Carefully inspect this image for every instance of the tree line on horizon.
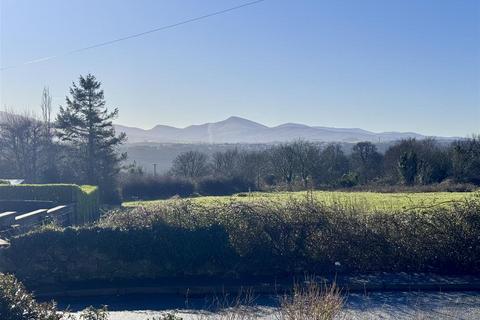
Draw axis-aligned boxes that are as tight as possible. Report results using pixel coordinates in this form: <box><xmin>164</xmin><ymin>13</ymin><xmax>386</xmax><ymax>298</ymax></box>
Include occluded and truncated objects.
<box><xmin>1</xmin><ymin>74</ymin><xmax>479</xmax><ymax>202</ymax></box>
<box><xmin>120</xmin><ymin>134</ymin><xmax>480</xmax><ymax>200</ymax></box>
<box><xmin>164</xmin><ymin>137</ymin><xmax>480</xmax><ymax>189</ymax></box>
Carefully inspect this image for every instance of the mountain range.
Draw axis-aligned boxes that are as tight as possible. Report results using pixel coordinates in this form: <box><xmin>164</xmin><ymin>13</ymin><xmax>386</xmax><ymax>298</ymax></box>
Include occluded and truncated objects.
<box><xmin>0</xmin><ymin>112</ymin><xmax>456</xmax><ymax>144</ymax></box>
<box><xmin>115</xmin><ymin>116</ymin><xmax>450</xmax><ymax>144</ymax></box>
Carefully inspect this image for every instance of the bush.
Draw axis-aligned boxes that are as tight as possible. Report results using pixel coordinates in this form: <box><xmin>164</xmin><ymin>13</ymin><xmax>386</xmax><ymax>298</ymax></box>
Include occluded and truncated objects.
<box><xmin>1</xmin><ymin>195</ymin><xmax>479</xmax><ymax>286</ymax></box>
<box><xmin>0</xmin><ymin>184</ymin><xmax>100</xmax><ymax>224</ymax></box>
<box><xmin>121</xmin><ymin>176</ymin><xmax>194</xmax><ymax>200</ymax></box>
<box><xmin>99</xmin><ymin>184</ymin><xmax>123</xmax><ymax>205</ymax></box>
<box><xmin>0</xmin><ymin>273</ymin><xmax>62</xmax><ymax>320</ymax></box>
<box><xmin>339</xmin><ymin>172</ymin><xmax>358</xmax><ymax>188</ymax></box>
<box><xmin>197</xmin><ymin>176</ymin><xmax>255</xmax><ymax>196</ymax></box>
<box><xmin>122</xmin><ymin>176</ymin><xmax>255</xmax><ymax>200</ymax></box>
<box><xmin>279</xmin><ymin>281</ymin><xmax>343</xmax><ymax>320</ymax></box>
<box><xmin>346</xmin><ymin>180</ymin><xmax>477</xmax><ymax>193</ymax></box>
<box><xmin>121</xmin><ymin>175</ymin><xmax>255</xmax><ymax>200</ymax></box>
<box><xmin>0</xmin><ymin>273</ymin><xmax>110</xmax><ymax>320</ymax></box>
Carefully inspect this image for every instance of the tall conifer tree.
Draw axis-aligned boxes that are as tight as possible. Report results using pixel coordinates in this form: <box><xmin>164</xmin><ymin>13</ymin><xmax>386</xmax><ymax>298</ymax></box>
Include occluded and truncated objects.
<box><xmin>56</xmin><ymin>74</ymin><xmax>126</xmax><ymax>200</ymax></box>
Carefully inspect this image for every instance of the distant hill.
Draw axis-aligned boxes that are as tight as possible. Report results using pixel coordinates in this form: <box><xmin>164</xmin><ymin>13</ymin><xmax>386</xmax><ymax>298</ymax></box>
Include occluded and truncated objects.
<box><xmin>115</xmin><ymin>116</ymin><xmax>453</xmax><ymax>144</ymax></box>
<box><xmin>0</xmin><ymin>112</ymin><xmax>457</xmax><ymax>143</ymax></box>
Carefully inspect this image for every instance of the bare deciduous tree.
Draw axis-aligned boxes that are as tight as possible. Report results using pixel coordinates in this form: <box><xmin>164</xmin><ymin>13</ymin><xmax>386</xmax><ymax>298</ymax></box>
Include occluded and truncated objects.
<box><xmin>292</xmin><ymin>140</ymin><xmax>320</xmax><ymax>188</ymax></box>
<box><xmin>238</xmin><ymin>150</ymin><xmax>269</xmax><ymax>189</ymax></box>
<box><xmin>270</xmin><ymin>144</ymin><xmax>298</xmax><ymax>189</ymax></box>
<box><xmin>212</xmin><ymin>149</ymin><xmax>239</xmax><ymax>177</ymax></box>
<box><xmin>40</xmin><ymin>87</ymin><xmax>59</xmax><ymax>181</ymax></box>
<box><xmin>315</xmin><ymin>144</ymin><xmax>349</xmax><ymax>186</ymax></box>
<box><xmin>41</xmin><ymin>87</ymin><xmax>52</xmax><ymax>137</ymax></box>
<box><xmin>0</xmin><ymin>110</ymin><xmax>44</xmax><ymax>182</ymax></box>
<box><xmin>171</xmin><ymin>151</ymin><xmax>210</xmax><ymax>180</ymax></box>
<box><xmin>351</xmin><ymin>141</ymin><xmax>383</xmax><ymax>184</ymax></box>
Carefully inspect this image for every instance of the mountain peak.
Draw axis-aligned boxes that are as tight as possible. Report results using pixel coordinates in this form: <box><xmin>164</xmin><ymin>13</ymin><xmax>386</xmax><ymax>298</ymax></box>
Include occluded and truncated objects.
<box><xmin>220</xmin><ymin>116</ymin><xmax>267</xmax><ymax>128</ymax></box>
<box><xmin>225</xmin><ymin>116</ymin><xmax>246</xmax><ymax>121</ymax></box>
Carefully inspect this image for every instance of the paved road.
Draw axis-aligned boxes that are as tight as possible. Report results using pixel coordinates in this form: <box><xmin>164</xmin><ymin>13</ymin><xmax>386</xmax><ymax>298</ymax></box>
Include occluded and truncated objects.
<box><xmin>64</xmin><ymin>291</ymin><xmax>480</xmax><ymax>320</ymax></box>
<box><xmin>343</xmin><ymin>291</ymin><xmax>480</xmax><ymax>319</ymax></box>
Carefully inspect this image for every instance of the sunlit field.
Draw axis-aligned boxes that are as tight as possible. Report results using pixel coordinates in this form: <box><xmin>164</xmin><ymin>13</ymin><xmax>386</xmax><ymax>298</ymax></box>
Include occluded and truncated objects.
<box><xmin>124</xmin><ymin>190</ymin><xmax>476</xmax><ymax>212</ymax></box>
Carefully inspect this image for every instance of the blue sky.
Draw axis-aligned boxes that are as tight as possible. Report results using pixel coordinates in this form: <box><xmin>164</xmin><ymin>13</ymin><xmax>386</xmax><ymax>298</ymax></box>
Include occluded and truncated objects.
<box><xmin>1</xmin><ymin>0</ymin><xmax>479</xmax><ymax>136</ymax></box>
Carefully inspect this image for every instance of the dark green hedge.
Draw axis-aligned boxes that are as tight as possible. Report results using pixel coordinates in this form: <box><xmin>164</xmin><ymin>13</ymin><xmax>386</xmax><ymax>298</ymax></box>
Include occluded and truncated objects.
<box><xmin>121</xmin><ymin>176</ymin><xmax>194</xmax><ymax>200</ymax></box>
<box><xmin>0</xmin><ymin>184</ymin><xmax>99</xmax><ymax>224</ymax></box>
<box><xmin>196</xmin><ymin>176</ymin><xmax>255</xmax><ymax>196</ymax></box>
<box><xmin>120</xmin><ymin>175</ymin><xmax>255</xmax><ymax>200</ymax></box>
<box><xmin>1</xmin><ymin>196</ymin><xmax>479</xmax><ymax>286</ymax></box>
<box><xmin>1</xmin><ymin>224</ymin><xmax>234</xmax><ymax>285</ymax></box>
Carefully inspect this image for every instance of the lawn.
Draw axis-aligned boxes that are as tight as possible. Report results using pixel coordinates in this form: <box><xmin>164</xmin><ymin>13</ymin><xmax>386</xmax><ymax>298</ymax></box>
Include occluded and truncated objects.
<box><xmin>123</xmin><ymin>190</ymin><xmax>475</xmax><ymax>212</ymax></box>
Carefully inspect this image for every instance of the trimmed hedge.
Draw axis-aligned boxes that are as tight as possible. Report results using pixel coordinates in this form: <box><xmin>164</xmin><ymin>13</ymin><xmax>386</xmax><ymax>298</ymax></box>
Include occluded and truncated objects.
<box><xmin>121</xmin><ymin>176</ymin><xmax>194</xmax><ymax>200</ymax></box>
<box><xmin>0</xmin><ymin>184</ymin><xmax>100</xmax><ymax>224</ymax></box>
<box><xmin>120</xmin><ymin>175</ymin><xmax>255</xmax><ymax>200</ymax></box>
<box><xmin>197</xmin><ymin>176</ymin><xmax>255</xmax><ymax>196</ymax></box>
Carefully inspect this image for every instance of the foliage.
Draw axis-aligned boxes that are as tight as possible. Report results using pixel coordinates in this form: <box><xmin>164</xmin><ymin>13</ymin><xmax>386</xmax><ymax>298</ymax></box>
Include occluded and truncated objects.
<box><xmin>451</xmin><ymin>135</ymin><xmax>480</xmax><ymax>184</ymax></box>
<box><xmin>3</xmin><ymin>93</ymin><xmax>479</xmax><ymax>201</ymax></box>
<box><xmin>2</xmin><ymin>194</ymin><xmax>479</xmax><ymax>286</ymax></box>
<box><xmin>346</xmin><ymin>180</ymin><xmax>476</xmax><ymax>193</ymax></box>
<box><xmin>0</xmin><ymin>184</ymin><xmax>99</xmax><ymax>224</ymax></box>
<box><xmin>211</xmin><ymin>148</ymin><xmax>241</xmax><ymax>178</ymax></box>
<box><xmin>339</xmin><ymin>172</ymin><xmax>358</xmax><ymax>188</ymax></box>
<box><xmin>398</xmin><ymin>151</ymin><xmax>418</xmax><ymax>185</ymax></box>
<box><xmin>384</xmin><ymin>138</ymin><xmax>451</xmax><ymax>185</ymax></box>
<box><xmin>291</xmin><ymin>140</ymin><xmax>320</xmax><ymax>187</ymax></box>
<box><xmin>416</xmin><ymin>140</ymin><xmax>451</xmax><ymax>184</ymax></box>
<box><xmin>0</xmin><ymin>273</ymin><xmax>110</xmax><ymax>320</ymax></box>
<box><xmin>350</xmin><ymin>142</ymin><xmax>383</xmax><ymax>184</ymax></box>
<box><xmin>269</xmin><ymin>143</ymin><xmax>299</xmax><ymax>188</ymax></box>
<box><xmin>125</xmin><ymin>190</ymin><xmax>473</xmax><ymax>212</ymax></box>
<box><xmin>56</xmin><ymin>74</ymin><xmax>126</xmax><ymax>203</ymax></box>
<box><xmin>314</xmin><ymin>144</ymin><xmax>349</xmax><ymax>187</ymax></box>
<box><xmin>0</xmin><ymin>111</ymin><xmax>45</xmax><ymax>183</ymax></box>
<box><xmin>0</xmin><ymin>76</ymin><xmax>127</xmax><ymax>202</ymax></box>
<box><xmin>0</xmin><ymin>267</ymin><xmax>341</xmax><ymax>320</ymax></box>
<box><xmin>2</xmin><ymin>211</ymin><xmax>236</xmax><ymax>284</ymax></box>
<box><xmin>78</xmin><ymin>306</ymin><xmax>108</xmax><ymax>320</ymax></box>
<box><xmin>279</xmin><ymin>281</ymin><xmax>343</xmax><ymax>320</ymax></box>
<box><xmin>164</xmin><ymin>137</ymin><xmax>479</xmax><ymax>195</ymax></box>
<box><xmin>0</xmin><ymin>273</ymin><xmax>62</xmax><ymax>320</ymax></box>
<box><xmin>121</xmin><ymin>174</ymin><xmax>254</xmax><ymax>200</ymax></box>
<box><xmin>196</xmin><ymin>176</ymin><xmax>255</xmax><ymax>196</ymax></box>
<box><xmin>148</xmin><ymin>314</ymin><xmax>184</xmax><ymax>320</ymax></box>
<box><xmin>170</xmin><ymin>151</ymin><xmax>210</xmax><ymax>180</ymax></box>
<box><xmin>121</xmin><ymin>175</ymin><xmax>194</xmax><ymax>200</ymax></box>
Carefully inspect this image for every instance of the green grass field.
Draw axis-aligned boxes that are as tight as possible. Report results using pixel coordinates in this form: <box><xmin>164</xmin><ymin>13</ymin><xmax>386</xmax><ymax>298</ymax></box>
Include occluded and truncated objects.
<box><xmin>124</xmin><ymin>190</ymin><xmax>476</xmax><ymax>212</ymax></box>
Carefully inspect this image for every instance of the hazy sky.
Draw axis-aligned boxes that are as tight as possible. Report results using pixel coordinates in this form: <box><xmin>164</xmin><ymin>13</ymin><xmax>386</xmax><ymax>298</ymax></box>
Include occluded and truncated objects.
<box><xmin>1</xmin><ymin>0</ymin><xmax>479</xmax><ymax>136</ymax></box>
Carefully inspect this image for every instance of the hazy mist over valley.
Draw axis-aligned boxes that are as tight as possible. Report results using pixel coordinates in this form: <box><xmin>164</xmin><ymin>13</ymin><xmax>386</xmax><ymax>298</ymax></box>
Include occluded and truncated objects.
<box><xmin>115</xmin><ymin>115</ymin><xmax>459</xmax><ymax>173</ymax></box>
